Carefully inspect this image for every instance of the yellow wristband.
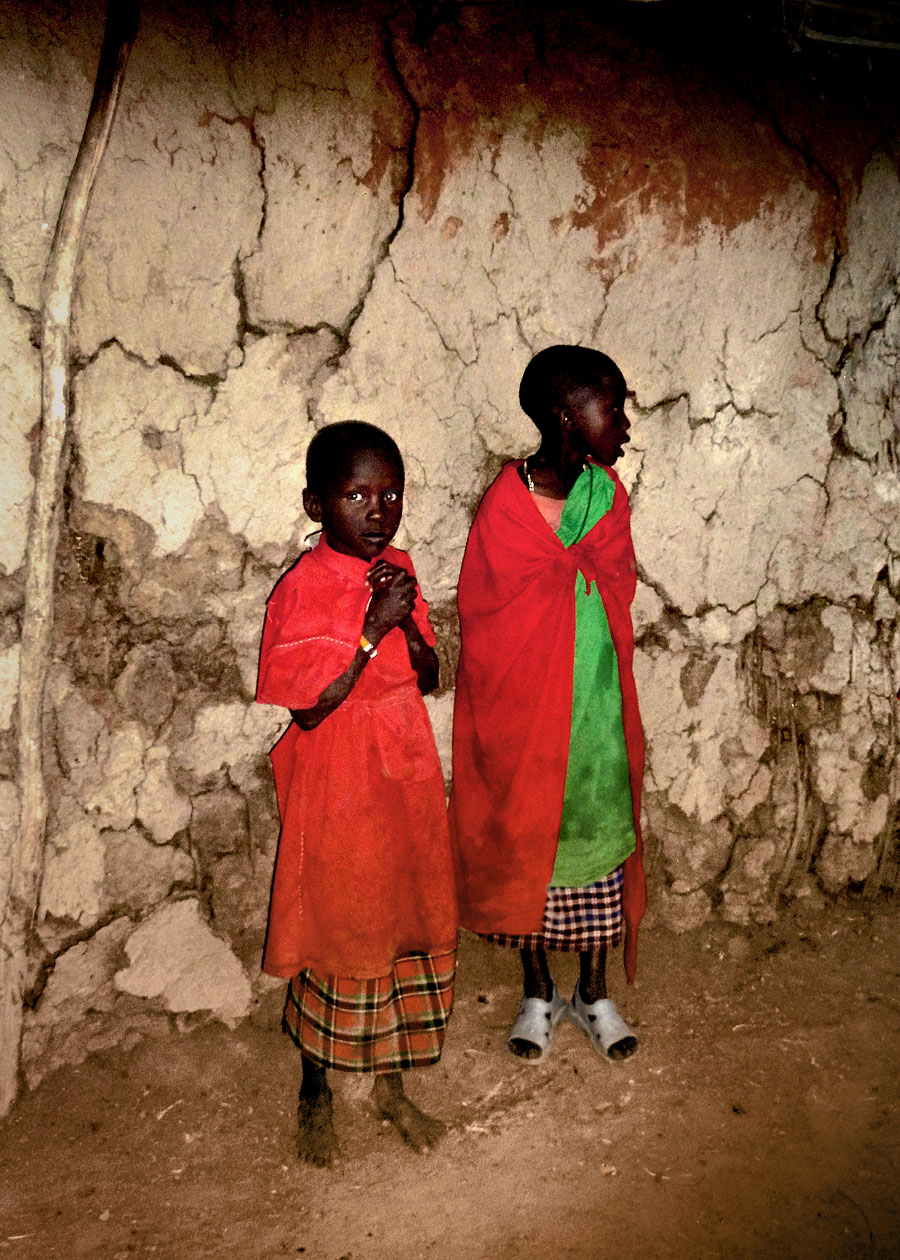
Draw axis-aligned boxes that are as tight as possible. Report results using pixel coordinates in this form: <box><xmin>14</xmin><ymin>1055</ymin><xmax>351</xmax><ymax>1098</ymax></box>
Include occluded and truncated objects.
<box><xmin>359</xmin><ymin>634</ymin><xmax>378</xmax><ymax>658</ymax></box>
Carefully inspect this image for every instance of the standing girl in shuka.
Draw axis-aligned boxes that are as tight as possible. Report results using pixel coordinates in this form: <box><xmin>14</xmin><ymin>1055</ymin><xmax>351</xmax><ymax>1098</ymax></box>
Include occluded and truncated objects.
<box><xmin>257</xmin><ymin>421</ymin><xmax>458</xmax><ymax>1165</ymax></box>
<box><xmin>450</xmin><ymin>345</ymin><xmax>646</xmax><ymax>1063</ymax></box>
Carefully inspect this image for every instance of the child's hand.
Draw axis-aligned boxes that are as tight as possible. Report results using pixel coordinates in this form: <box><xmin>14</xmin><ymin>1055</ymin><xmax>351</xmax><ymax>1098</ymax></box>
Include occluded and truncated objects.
<box><xmin>366</xmin><ymin>560</ymin><xmax>405</xmax><ymax>592</ymax></box>
<box><xmin>364</xmin><ymin>564</ymin><xmax>417</xmax><ymax>641</ymax></box>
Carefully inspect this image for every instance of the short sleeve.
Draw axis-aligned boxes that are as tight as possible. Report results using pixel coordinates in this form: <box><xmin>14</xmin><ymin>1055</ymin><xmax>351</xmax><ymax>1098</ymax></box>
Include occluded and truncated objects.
<box><xmin>256</xmin><ymin>577</ymin><xmax>358</xmax><ymax>710</ymax></box>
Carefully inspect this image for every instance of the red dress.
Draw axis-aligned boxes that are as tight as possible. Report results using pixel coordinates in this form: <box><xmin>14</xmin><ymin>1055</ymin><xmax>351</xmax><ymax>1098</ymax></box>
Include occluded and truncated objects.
<box><xmin>256</xmin><ymin>538</ymin><xmax>458</xmax><ymax>982</ymax></box>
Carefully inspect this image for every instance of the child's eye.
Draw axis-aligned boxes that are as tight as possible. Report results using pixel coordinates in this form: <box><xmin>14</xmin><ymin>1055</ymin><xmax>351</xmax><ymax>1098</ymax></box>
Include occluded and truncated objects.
<box><xmin>384</xmin><ymin>491</ymin><xmax>399</xmax><ymax>503</ymax></box>
<box><xmin>346</xmin><ymin>491</ymin><xmax>363</xmax><ymax>501</ymax></box>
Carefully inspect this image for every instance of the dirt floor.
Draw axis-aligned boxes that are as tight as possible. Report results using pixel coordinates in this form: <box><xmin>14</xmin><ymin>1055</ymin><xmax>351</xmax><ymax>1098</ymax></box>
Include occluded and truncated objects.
<box><xmin>2</xmin><ymin>894</ymin><xmax>899</xmax><ymax>1260</ymax></box>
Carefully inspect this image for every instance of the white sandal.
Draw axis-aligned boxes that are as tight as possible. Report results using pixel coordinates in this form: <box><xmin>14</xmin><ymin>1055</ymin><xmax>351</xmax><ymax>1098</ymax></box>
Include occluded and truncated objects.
<box><xmin>507</xmin><ymin>986</ymin><xmax>569</xmax><ymax>1061</ymax></box>
<box><xmin>569</xmin><ymin>985</ymin><xmax>638</xmax><ymax>1059</ymax></box>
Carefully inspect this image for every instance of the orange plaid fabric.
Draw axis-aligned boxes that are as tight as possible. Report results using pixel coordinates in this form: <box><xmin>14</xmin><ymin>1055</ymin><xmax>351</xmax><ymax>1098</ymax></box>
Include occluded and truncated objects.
<box><xmin>283</xmin><ymin>950</ymin><xmax>457</xmax><ymax>1073</ymax></box>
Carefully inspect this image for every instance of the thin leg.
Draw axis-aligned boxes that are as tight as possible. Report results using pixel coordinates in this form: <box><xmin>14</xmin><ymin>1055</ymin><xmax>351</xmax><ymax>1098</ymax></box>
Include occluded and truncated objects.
<box><xmin>296</xmin><ymin>1052</ymin><xmax>338</xmax><ymax>1166</ymax></box>
<box><xmin>578</xmin><ymin>945</ymin><xmax>608</xmax><ymax>1003</ymax></box>
<box><xmin>521</xmin><ymin>945</ymin><xmax>554</xmax><ymax>1001</ymax></box>
<box><xmin>373</xmin><ymin>1071</ymin><xmax>445</xmax><ymax>1152</ymax></box>
<box><xmin>509</xmin><ymin>945</ymin><xmax>555</xmax><ymax>1060</ymax></box>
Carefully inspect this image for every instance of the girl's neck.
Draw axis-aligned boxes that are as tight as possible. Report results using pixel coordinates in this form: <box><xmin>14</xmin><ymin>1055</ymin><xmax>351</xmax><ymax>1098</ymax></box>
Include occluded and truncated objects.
<box><xmin>524</xmin><ymin>441</ymin><xmax>584</xmax><ymax>498</ymax></box>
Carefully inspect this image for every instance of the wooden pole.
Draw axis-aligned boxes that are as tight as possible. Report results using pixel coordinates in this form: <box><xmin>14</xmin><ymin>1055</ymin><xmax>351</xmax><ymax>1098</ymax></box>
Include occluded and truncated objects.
<box><xmin>0</xmin><ymin>0</ymin><xmax>139</xmax><ymax>1118</ymax></box>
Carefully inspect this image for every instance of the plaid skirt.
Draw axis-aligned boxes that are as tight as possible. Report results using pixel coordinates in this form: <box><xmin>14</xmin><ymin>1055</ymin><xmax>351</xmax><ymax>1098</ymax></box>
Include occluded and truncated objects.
<box><xmin>481</xmin><ymin>867</ymin><xmax>624</xmax><ymax>951</ymax></box>
<box><xmin>283</xmin><ymin>949</ymin><xmax>456</xmax><ymax>1073</ymax></box>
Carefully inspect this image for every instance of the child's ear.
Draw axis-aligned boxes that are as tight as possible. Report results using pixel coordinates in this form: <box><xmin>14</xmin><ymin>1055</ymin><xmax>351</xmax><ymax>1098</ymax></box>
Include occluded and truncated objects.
<box><xmin>302</xmin><ymin>488</ymin><xmax>322</xmax><ymax>522</ymax></box>
<box><xmin>554</xmin><ymin>404</ymin><xmax>574</xmax><ymax>430</ymax></box>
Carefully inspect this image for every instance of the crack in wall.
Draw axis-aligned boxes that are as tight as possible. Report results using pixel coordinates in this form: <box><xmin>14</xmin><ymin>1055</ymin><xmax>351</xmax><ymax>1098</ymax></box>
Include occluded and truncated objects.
<box><xmin>322</xmin><ymin>12</ymin><xmax>422</xmax><ymax>357</ymax></box>
<box><xmin>221</xmin><ymin>44</ymin><xmax>421</xmax><ymax>384</ymax></box>
<box><xmin>393</xmin><ymin>262</ymin><xmax>477</xmax><ymax>367</ymax></box>
<box><xmin>71</xmin><ymin>335</ymin><xmax>221</xmax><ymax>395</ymax></box>
<box><xmin>0</xmin><ymin>262</ymin><xmax>40</xmax><ymax>346</ymax></box>
<box><xmin>22</xmin><ymin>907</ymin><xmax>137</xmax><ymax>1009</ymax></box>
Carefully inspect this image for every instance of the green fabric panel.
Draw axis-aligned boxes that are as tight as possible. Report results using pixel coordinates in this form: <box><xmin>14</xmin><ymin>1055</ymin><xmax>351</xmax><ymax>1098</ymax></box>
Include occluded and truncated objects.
<box><xmin>550</xmin><ymin>466</ymin><xmax>637</xmax><ymax>887</ymax></box>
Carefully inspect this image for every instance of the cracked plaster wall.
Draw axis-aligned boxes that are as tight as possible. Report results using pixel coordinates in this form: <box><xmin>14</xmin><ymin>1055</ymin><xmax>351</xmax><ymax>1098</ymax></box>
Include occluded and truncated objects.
<box><xmin>1</xmin><ymin>0</ymin><xmax>898</xmax><ymax>1088</ymax></box>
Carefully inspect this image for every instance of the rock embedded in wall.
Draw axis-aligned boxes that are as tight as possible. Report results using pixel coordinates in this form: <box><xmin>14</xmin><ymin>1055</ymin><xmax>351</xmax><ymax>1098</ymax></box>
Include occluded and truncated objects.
<box><xmin>650</xmin><ymin>800</ymin><xmax>734</xmax><ymax>892</ymax></box>
<box><xmin>208</xmin><ymin>562</ymin><xmax>281</xmax><ymax>697</ymax></box>
<box><xmin>116</xmin><ymin>516</ymin><xmax>247</xmax><ymax>626</ymax></box>
<box><xmin>113</xmin><ymin>898</ymin><xmax>252</xmax><ymax>1025</ymax></box>
<box><xmin>173</xmin><ymin>701</ymin><xmax>284</xmax><ymax>795</ymax></box>
<box><xmin>21</xmin><ymin>918</ymin><xmax>135</xmax><ymax>1089</ymax></box>
<box><xmin>189</xmin><ymin>786</ymin><xmax>248</xmax><ymax>862</ymax></box>
<box><xmin>103</xmin><ymin>825</ymin><xmax>194</xmax><ymax>912</ymax></box>
<box><xmin>136</xmin><ymin>745</ymin><xmax>191</xmax><ymax>843</ymax></box>
<box><xmin>636</xmin><ymin>644</ymin><xmax>769</xmax><ymax>829</ymax></box>
<box><xmin>69</xmin><ymin>720</ymin><xmax>146</xmax><ymax>833</ymax></box>
<box><xmin>115</xmin><ymin>643</ymin><xmax>178</xmax><ymax>732</ymax></box>
<box><xmin>74</xmin><ymin>347</ymin><xmax>208</xmax><ymax>557</ymax></box>
<box><xmin>38</xmin><ymin>794</ymin><xmax>106</xmax><ymax>932</ymax></box>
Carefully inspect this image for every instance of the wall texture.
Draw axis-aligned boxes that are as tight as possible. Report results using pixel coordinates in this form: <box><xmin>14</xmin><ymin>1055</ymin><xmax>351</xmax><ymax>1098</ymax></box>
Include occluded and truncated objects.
<box><xmin>1</xmin><ymin>0</ymin><xmax>898</xmax><ymax>1088</ymax></box>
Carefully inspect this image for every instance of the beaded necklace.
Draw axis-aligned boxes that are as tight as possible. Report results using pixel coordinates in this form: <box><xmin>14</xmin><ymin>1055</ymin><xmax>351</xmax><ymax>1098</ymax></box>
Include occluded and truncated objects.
<box><xmin>523</xmin><ymin>457</ymin><xmax>588</xmax><ymax>496</ymax></box>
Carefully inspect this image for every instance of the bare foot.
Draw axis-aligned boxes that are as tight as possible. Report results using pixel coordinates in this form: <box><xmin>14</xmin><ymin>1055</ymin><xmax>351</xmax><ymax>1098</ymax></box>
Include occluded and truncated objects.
<box><xmin>372</xmin><ymin>1074</ymin><xmax>445</xmax><ymax>1152</ymax></box>
<box><xmin>297</xmin><ymin>1088</ymin><xmax>338</xmax><ymax>1167</ymax></box>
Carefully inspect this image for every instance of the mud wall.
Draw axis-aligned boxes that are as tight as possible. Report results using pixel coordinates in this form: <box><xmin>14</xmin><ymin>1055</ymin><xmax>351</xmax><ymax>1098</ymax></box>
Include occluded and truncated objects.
<box><xmin>1</xmin><ymin>0</ymin><xmax>898</xmax><ymax>1087</ymax></box>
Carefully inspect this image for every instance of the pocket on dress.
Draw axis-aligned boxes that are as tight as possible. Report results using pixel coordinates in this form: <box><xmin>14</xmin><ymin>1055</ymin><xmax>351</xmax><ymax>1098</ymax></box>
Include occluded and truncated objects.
<box><xmin>373</xmin><ymin>693</ymin><xmax>440</xmax><ymax>782</ymax></box>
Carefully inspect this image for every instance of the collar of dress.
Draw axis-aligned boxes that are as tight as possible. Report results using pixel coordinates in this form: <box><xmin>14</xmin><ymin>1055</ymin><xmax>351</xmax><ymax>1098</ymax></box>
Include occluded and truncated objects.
<box><xmin>313</xmin><ymin>535</ymin><xmax>378</xmax><ymax>586</ymax></box>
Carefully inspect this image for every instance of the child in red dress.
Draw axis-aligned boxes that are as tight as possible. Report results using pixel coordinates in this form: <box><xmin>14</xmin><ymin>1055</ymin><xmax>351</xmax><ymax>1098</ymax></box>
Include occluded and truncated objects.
<box><xmin>257</xmin><ymin>421</ymin><xmax>458</xmax><ymax>1165</ymax></box>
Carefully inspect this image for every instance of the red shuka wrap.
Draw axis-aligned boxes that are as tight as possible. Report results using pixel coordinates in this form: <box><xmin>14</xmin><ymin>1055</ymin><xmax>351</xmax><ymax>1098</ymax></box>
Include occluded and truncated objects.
<box><xmin>257</xmin><ymin>539</ymin><xmax>459</xmax><ymax>980</ymax></box>
<box><xmin>449</xmin><ymin>462</ymin><xmax>647</xmax><ymax>982</ymax></box>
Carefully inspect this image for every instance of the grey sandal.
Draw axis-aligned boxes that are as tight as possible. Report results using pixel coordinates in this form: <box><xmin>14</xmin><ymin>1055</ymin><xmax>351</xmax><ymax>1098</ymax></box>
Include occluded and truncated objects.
<box><xmin>569</xmin><ymin>984</ymin><xmax>638</xmax><ymax>1059</ymax></box>
<box><xmin>507</xmin><ymin>986</ymin><xmax>569</xmax><ymax>1061</ymax></box>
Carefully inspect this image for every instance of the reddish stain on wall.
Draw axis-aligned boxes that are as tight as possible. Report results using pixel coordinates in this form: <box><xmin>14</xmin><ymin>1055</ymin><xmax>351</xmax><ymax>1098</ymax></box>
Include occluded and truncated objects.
<box><xmin>396</xmin><ymin>15</ymin><xmax>871</xmax><ymax>265</ymax></box>
<box><xmin>359</xmin><ymin>57</ymin><xmax>416</xmax><ymax>198</ymax></box>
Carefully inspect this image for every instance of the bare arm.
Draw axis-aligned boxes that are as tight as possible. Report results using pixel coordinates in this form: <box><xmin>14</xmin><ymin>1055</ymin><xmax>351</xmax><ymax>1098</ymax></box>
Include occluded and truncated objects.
<box><xmin>401</xmin><ymin>614</ymin><xmax>439</xmax><ymax>695</ymax></box>
<box><xmin>289</xmin><ymin>645</ymin><xmax>372</xmax><ymax>730</ymax></box>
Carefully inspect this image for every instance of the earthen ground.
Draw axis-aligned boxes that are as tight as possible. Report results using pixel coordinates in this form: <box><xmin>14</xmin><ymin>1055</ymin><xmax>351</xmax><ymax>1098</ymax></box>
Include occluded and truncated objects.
<box><xmin>2</xmin><ymin>895</ymin><xmax>899</xmax><ymax>1260</ymax></box>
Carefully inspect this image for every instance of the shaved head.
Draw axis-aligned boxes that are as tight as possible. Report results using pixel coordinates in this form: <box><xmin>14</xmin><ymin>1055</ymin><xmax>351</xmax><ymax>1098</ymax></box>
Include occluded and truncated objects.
<box><xmin>306</xmin><ymin>421</ymin><xmax>403</xmax><ymax>493</ymax></box>
<box><xmin>519</xmin><ymin>345</ymin><xmax>625</xmax><ymax>433</ymax></box>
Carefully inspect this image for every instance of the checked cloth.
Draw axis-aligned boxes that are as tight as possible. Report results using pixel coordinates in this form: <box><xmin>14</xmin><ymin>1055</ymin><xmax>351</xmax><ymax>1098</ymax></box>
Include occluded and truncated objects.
<box><xmin>481</xmin><ymin>866</ymin><xmax>623</xmax><ymax>951</ymax></box>
<box><xmin>283</xmin><ymin>949</ymin><xmax>456</xmax><ymax>1073</ymax></box>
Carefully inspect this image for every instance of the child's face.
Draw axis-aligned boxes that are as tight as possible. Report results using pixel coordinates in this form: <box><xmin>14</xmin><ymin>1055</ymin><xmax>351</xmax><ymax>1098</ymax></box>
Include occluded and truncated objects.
<box><xmin>303</xmin><ymin>448</ymin><xmax>404</xmax><ymax>560</ymax></box>
<box><xmin>565</xmin><ymin>379</ymin><xmax>630</xmax><ymax>467</ymax></box>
